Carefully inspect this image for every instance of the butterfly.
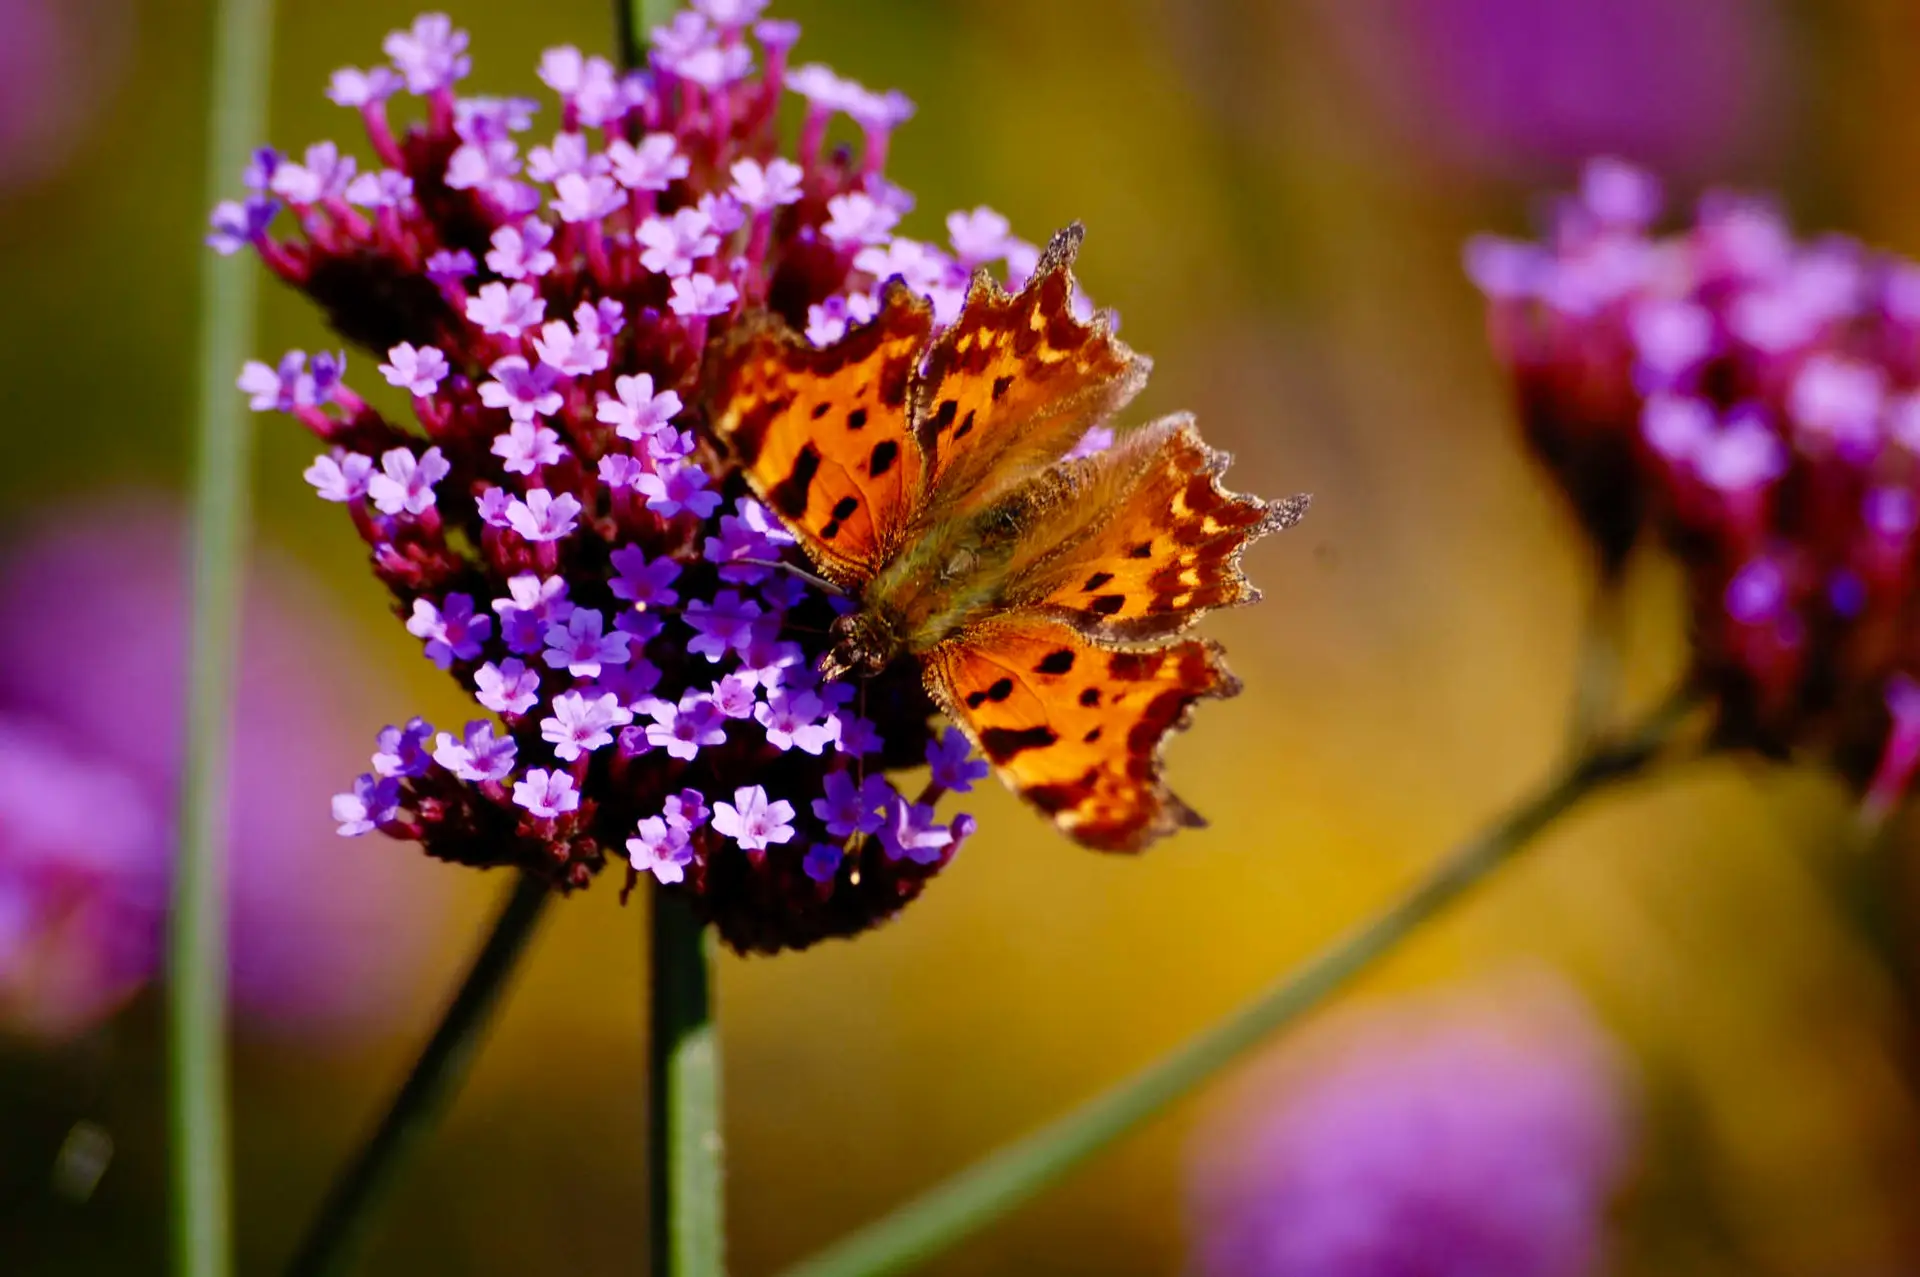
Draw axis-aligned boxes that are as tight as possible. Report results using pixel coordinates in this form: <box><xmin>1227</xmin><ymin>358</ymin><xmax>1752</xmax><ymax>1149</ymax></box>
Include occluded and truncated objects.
<box><xmin>707</xmin><ymin>224</ymin><xmax>1308</xmax><ymax>851</ymax></box>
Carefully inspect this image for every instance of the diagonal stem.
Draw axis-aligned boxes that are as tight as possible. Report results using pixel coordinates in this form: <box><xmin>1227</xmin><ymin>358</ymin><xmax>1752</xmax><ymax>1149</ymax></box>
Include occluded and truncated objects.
<box><xmin>649</xmin><ymin>889</ymin><xmax>725</xmax><ymax>1277</ymax></box>
<box><xmin>171</xmin><ymin>1</ymin><xmax>277</xmax><ymax>1274</ymax></box>
<box><xmin>285</xmin><ymin>872</ymin><xmax>551</xmax><ymax>1277</ymax></box>
<box><xmin>776</xmin><ymin>690</ymin><xmax>1697</xmax><ymax>1277</ymax></box>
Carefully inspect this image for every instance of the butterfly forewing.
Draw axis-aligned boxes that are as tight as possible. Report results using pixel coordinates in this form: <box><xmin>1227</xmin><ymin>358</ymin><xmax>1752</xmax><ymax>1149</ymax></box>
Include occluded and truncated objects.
<box><xmin>707</xmin><ymin>285</ymin><xmax>933</xmax><ymax>586</ymax></box>
<box><xmin>913</xmin><ymin>226</ymin><xmax>1148</xmax><ymax>521</ymax></box>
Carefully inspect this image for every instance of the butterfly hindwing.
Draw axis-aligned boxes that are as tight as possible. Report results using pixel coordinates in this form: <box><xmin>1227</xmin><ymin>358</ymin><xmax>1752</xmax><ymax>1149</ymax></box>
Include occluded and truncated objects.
<box><xmin>913</xmin><ymin>225</ymin><xmax>1148</xmax><ymax>519</ymax></box>
<box><xmin>923</xmin><ymin>615</ymin><xmax>1239</xmax><ymax>852</ymax></box>
<box><xmin>707</xmin><ymin>283</ymin><xmax>934</xmax><ymax>586</ymax></box>
<box><xmin>1006</xmin><ymin>416</ymin><xmax>1307</xmax><ymax>643</ymax></box>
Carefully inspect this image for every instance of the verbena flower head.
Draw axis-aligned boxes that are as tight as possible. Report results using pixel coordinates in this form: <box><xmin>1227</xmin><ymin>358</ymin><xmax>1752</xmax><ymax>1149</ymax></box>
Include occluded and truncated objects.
<box><xmin>207</xmin><ymin>5</ymin><xmax>1050</xmax><ymax>951</ymax></box>
<box><xmin>1469</xmin><ymin>158</ymin><xmax>1920</xmax><ymax>805</ymax></box>
<box><xmin>1186</xmin><ymin>982</ymin><xmax>1633</xmax><ymax>1277</ymax></box>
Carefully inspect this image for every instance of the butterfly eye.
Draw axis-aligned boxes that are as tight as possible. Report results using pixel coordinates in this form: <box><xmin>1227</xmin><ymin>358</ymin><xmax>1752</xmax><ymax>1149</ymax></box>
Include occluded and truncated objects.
<box><xmin>940</xmin><ymin>548</ymin><xmax>978</xmax><ymax>581</ymax></box>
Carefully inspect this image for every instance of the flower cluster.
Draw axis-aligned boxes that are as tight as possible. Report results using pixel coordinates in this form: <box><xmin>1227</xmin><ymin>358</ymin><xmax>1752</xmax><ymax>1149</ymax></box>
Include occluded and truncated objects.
<box><xmin>1470</xmin><ymin>158</ymin><xmax>1920</xmax><ymax>807</ymax></box>
<box><xmin>207</xmin><ymin>4</ymin><xmax>1035</xmax><ymax>950</ymax></box>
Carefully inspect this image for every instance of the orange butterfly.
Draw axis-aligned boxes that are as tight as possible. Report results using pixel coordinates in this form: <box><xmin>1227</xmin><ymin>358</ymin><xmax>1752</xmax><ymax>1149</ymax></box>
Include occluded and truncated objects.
<box><xmin>707</xmin><ymin>225</ymin><xmax>1308</xmax><ymax>851</ymax></box>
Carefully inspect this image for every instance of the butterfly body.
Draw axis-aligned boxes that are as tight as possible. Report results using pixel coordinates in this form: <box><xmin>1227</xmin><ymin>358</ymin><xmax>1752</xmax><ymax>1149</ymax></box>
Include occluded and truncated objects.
<box><xmin>710</xmin><ymin>225</ymin><xmax>1307</xmax><ymax>851</ymax></box>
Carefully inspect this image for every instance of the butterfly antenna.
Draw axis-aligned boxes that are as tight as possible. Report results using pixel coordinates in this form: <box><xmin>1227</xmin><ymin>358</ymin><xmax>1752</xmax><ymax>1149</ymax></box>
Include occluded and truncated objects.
<box><xmin>736</xmin><ymin>557</ymin><xmax>846</xmax><ymax>597</ymax></box>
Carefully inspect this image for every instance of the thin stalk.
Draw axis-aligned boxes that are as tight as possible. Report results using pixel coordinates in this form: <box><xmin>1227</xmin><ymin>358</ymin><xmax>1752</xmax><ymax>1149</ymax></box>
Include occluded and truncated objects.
<box><xmin>778</xmin><ymin>691</ymin><xmax>1696</xmax><ymax>1277</ymax></box>
<box><xmin>285</xmin><ymin>872</ymin><xmax>552</xmax><ymax>1277</ymax></box>
<box><xmin>618</xmin><ymin>0</ymin><xmax>676</xmax><ymax>69</ymax></box>
<box><xmin>171</xmin><ymin>1</ymin><xmax>276</xmax><ymax>1274</ymax></box>
<box><xmin>1565</xmin><ymin>583</ymin><xmax>1624</xmax><ymax>758</ymax></box>
<box><xmin>649</xmin><ymin>889</ymin><xmax>725</xmax><ymax>1277</ymax></box>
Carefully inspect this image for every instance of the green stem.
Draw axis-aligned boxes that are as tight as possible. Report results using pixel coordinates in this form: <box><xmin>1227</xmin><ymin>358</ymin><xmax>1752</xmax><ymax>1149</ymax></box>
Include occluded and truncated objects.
<box><xmin>777</xmin><ymin>692</ymin><xmax>1696</xmax><ymax>1277</ymax></box>
<box><xmin>617</xmin><ymin>0</ymin><xmax>675</xmax><ymax>68</ymax></box>
<box><xmin>285</xmin><ymin>872</ymin><xmax>551</xmax><ymax>1277</ymax></box>
<box><xmin>170</xmin><ymin>2</ymin><xmax>276</xmax><ymax>1274</ymax></box>
<box><xmin>650</xmin><ymin>889</ymin><xmax>725</xmax><ymax>1277</ymax></box>
<box><xmin>1565</xmin><ymin>584</ymin><xmax>1623</xmax><ymax>758</ymax></box>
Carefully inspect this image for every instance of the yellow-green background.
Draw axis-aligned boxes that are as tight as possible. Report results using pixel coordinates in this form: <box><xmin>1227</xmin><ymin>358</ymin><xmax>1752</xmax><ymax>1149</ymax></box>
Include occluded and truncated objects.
<box><xmin>8</xmin><ymin>0</ymin><xmax>1920</xmax><ymax>1272</ymax></box>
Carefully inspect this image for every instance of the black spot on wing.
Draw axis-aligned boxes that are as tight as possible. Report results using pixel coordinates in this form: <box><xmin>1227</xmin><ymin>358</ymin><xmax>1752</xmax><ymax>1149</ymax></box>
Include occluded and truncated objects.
<box><xmin>1090</xmin><ymin>594</ymin><xmax>1125</xmax><ymax>616</ymax></box>
<box><xmin>992</xmin><ymin>375</ymin><xmax>1013</xmax><ymax>401</ymax></box>
<box><xmin>1083</xmin><ymin>571</ymin><xmax>1113</xmax><ymax>591</ymax></box>
<box><xmin>869</xmin><ymin>439</ymin><xmax>899</xmax><ymax>477</ymax></box>
<box><xmin>953</xmin><ymin>409</ymin><xmax>975</xmax><ymax>441</ymax></box>
<box><xmin>1079</xmin><ymin>687</ymin><xmax>1100</xmax><ymax>706</ymax></box>
<box><xmin>981</xmin><ymin>725</ymin><xmax>1059</xmax><ymax>763</ymax></box>
<box><xmin>810</xmin><ymin>401</ymin><xmax>831</xmax><ymax>419</ymax></box>
<box><xmin>770</xmin><ymin>443</ymin><xmax>821</xmax><ymax>518</ymax></box>
<box><xmin>985</xmin><ymin>677</ymin><xmax>1014</xmax><ymax>702</ymax></box>
<box><xmin>1128</xmin><ymin>542</ymin><xmax>1154</xmax><ymax>559</ymax></box>
<box><xmin>831</xmin><ymin>496</ymin><xmax>859</xmax><ymax>521</ymax></box>
<box><xmin>847</xmin><ymin>407</ymin><xmax>868</xmax><ymax>431</ymax></box>
<box><xmin>929</xmin><ymin>398</ymin><xmax>958</xmax><ymax>432</ymax></box>
<box><xmin>1036</xmin><ymin>649</ymin><xmax>1076</xmax><ymax>675</ymax></box>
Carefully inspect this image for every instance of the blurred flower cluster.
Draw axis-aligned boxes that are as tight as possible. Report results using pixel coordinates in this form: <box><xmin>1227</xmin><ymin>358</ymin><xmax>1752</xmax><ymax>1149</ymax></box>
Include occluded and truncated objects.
<box><xmin>0</xmin><ymin>505</ymin><xmax>447</xmax><ymax>1043</ymax></box>
<box><xmin>201</xmin><ymin>3</ymin><xmax>1068</xmax><ymax>951</ymax></box>
<box><xmin>1187</xmin><ymin>981</ymin><xmax>1633</xmax><ymax>1277</ymax></box>
<box><xmin>1470</xmin><ymin>159</ymin><xmax>1920</xmax><ymax>807</ymax></box>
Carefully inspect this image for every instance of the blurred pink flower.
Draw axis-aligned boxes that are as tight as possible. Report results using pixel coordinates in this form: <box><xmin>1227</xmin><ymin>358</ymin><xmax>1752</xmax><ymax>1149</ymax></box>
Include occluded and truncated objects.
<box><xmin>0</xmin><ymin>0</ymin><xmax>131</xmax><ymax>189</ymax></box>
<box><xmin>1187</xmin><ymin>980</ymin><xmax>1633</xmax><ymax>1277</ymax></box>
<box><xmin>0</xmin><ymin>500</ymin><xmax>451</xmax><ymax>1042</ymax></box>
<box><xmin>1315</xmin><ymin>0</ymin><xmax>1783</xmax><ymax>175</ymax></box>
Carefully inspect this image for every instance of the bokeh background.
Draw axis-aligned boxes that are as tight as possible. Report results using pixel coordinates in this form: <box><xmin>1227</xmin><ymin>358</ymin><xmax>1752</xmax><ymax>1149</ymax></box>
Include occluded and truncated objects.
<box><xmin>8</xmin><ymin>0</ymin><xmax>1920</xmax><ymax>1272</ymax></box>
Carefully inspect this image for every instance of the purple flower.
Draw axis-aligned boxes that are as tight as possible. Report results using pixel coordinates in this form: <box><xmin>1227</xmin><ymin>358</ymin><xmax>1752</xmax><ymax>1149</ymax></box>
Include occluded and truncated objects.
<box><xmin>541</xmin><ymin>690</ymin><xmax>634</xmax><ymax>760</ymax></box>
<box><xmin>628</xmin><ymin>816</ymin><xmax>695</xmax><ymax>884</ymax></box>
<box><xmin>326</xmin><ymin>64</ymin><xmax>402</xmax><ymax>108</ymax></box>
<box><xmin>802</xmin><ymin>843</ymin><xmax>843</xmax><ymax>883</ymax></box>
<box><xmin>542</xmin><ymin>608</ymin><xmax>631</xmax><ymax>677</ymax></box>
<box><xmin>480</xmin><ymin>356</ymin><xmax>565</xmax><ymax>422</ymax></box>
<box><xmin>823</xmin><ymin>192</ymin><xmax>898</xmax><ymax>247</ymax></box>
<box><xmin>207</xmin><ymin>197</ymin><xmax>278</xmax><ymax>255</ymax></box>
<box><xmin>303</xmin><ymin>450</ymin><xmax>374</xmax><ymax>503</ymax></box>
<box><xmin>270</xmin><ymin>141</ymin><xmax>357</xmax><ymax>204</ymax></box>
<box><xmin>832</xmin><ymin>713</ymin><xmax>883</xmax><ymax>757</ymax></box>
<box><xmin>383</xmin><ymin>13</ymin><xmax>472</xmax><ymax>94</ymax></box>
<box><xmin>379</xmin><ymin>342</ymin><xmax>449</xmax><ymax>395</ymax></box>
<box><xmin>637</xmin><ymin>462</ymin><xmax>721</xmax><ymax>519</ymax></box>
<box><xmin>425</xmin><ymin>248</ymin><xmax>476</xmax><ymax>286</ymax></box>
<box><xmin>710</xmin><ymin>673</ymin><xmax>759</xmax><ymax>719</ymax></box>
<box><xmin>805</xmin><ymin>292</ymin><xmax>879</xmax><ymax>345</ymax></box>
<box><xmin>1185</xmin><ymin>983</ymin><xmax>1632</xmax><ymax>1277</ymax></box>
<box><xmin>333</xmin><ymin>772</ymin><xmax>401</xmax><ymax>837</ymax></box>
<box><xmin>947</xmin><ymin>205</ymin><xmax>1012</xmax><ymax>267</ymax></box>
<box><xmin>491</xmin><ymin>420</ymin><xmax>567</xmax><ymax>474</ymax></box>
<box><xmin>466</xmin><ymin>281</ymin><xmax>547</xmax><ymax>337</ymax></box>
<box><xmin>685</xmin><ymin>590</ymin><xmax>762</xmax><ymax>661</ymax></box>
<box><xmin>476</xmin><ymin>486</ymin><xmax>514</xmax><ymax>528</ymax></box>
<box><xmin>493</xmin><ymin>573</ymin><xmax>575</xmax><ymax>655</ymax></box>
<box><xmin>372</xmin><ymin>717</ymin><xmax>434</xmax><ymax>778</ymax></box>
<box><xmin>475</xmin><ymin>658</ymin><xmax>542</xmax><ymax>715</ymax></box>
<box><xmin>704</xmin><ymin>497</ymin><xmax>796</xmax><ymax>583</ymax></box>
<box><xmin>345</xmin><ymin>169</ymin><xmax>413</xmax><ymax>209</ymax></box>
<box><xmin>238</xmin><ymin>350</ymin><xmax>315</xmax><ymax>412</ymax></box>
<box><xmin>486</xmin><ymin>219</ymin><xmax>558</xmax><ymax>279</ymax></box>
<box><xmin>552</xmin><ymin>172</ymin><xmax>624</xmax><ymax>224</ymax></box>
<box><xmin>433</xmin><ymin>721</ymin><xmax>519</xmax><ymax>782</ymax></box>
<box><xmin>756</xmin><ymin>687</ymin><xmax>833</xmax><ymax>754</ymax></box>
<box><xmin>811</xmin><ymin>770</ymin><xmax>891</xmax><ymax>838</ymax></box>
<box><xmin>638</xmin><ymin>207</ymin><xmax>720</xmax><ymax>276</ymax></box>
<box><xmin>646</xmin><ymin>693</ymin><xmax>728</xmax><ymax>760</ymax></box>
<box><xmin>877</xmin><ymin>797</ymin><xmax>953</xmax><ymax>864</ymax></box>
<box><xmin>610</xmin><ymin>544</ymin><xmax>682</xmax><ymax>608</ymax></box>
<box><xmin>608</xmin><ymin>133</ymin><xmax>690</xmax><ymax>191</ymax></box>
<box><xmin>596</xmin><ymin>372</ymin><xmax>684</xmax><ymax>439</ymax></box>
<box><xmin>505</xmin><ymin>489</ymin><xmax>582</xmax><ymax>542</ymax></box>
<box><xmin>531</xmin><ymin>317</ymin><xmax>608</xmax><ymax>378</ymax></box>
<box><xmin>512</xmin><ymin>767</ymin><xmax>580</xmax><ymax>818</ymax></box>
<box><xmin>927</xmin><ymin>728</ymin><xmax>988</xmax><ymax>792</ymax></box>
<box><xmin>729</xmin><ymin>157</ymin><xmax>804</xmax><ymax>209</ymax></box>
<box><xmin>366</xmin><ymin>445</ymin><xmax>450</xmax><ymax>516</ymax></box>
<box><xmin>526</xmin><ymin>131</ymin><xmax>604</xmax><ymax>184</ymax></box>
<box><xmin>664</xmin><ymin>789</ymin><xmax>710</xmax><ymax>830</ymax></box>
<box><xmin>711</xmin><ymin>785</ymin><xmax>795</xmax><ymax>852</ymax></box>
<box><xmin>405</xmin><ymin>593</ymin><xmax>492</xmax><ymax>668</ymax></box>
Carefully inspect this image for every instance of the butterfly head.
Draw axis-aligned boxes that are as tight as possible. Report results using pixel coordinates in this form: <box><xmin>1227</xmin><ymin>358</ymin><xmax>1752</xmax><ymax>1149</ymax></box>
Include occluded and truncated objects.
<box><xmin>820</xmin><ymin>608</ymin><xmax>899</xmax><ymax>683</ymax></box>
